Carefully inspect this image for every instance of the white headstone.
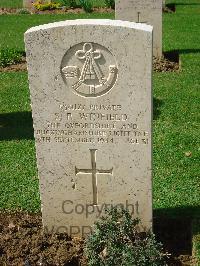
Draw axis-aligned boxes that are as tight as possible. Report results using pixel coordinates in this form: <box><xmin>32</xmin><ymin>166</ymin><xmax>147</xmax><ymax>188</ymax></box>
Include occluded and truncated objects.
<box><xmin>25</xmin><ymin>19</ymin><xmax>153</xmax><ymax>236</ymax></box>
<box><xmin>115</xmin><ymin>0</ymin><xmax>162</xmax><ymax>58</ymax></box>
<box><xmin>23</xmin><ymin>0</ymin><xmax>33</xmax><ymax>8</ymax></box>
<box><xmin>163</xmin><ymin>0</ymin><xmax>166</xmax><ymax>8</ymax></box>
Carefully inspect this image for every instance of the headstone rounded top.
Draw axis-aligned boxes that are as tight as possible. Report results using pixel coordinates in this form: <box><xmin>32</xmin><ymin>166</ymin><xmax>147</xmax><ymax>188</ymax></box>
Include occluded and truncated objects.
<box><xmin>25</xmin><ymin>19</ymin><xmax>153</xmax><ymax>35</ymax></box>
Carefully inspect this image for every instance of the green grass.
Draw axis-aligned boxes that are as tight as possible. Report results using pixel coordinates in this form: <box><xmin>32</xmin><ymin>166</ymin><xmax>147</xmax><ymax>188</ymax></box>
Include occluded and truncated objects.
<box><xmin>0</xmin><ymin>72</ymin><xmax>39</xmax><ymax>211</ymax></box>
<box><xmin>0</xmin><ymin>0</ymin><xmax>22</xmax><ymax>8</ymax></box>
<box><xmin>153</xmin><ymin>0</ymin><xmax>200</xmax><ymax>217</ymax></box>
<box><xmin>0</xmin><ymin>13</ymin><xmax>113</xmax><ymax>51</ymax></box>
<box><xmin>0</xmin><ymin>1</ymin><xmax>199</xmax><ymax>216</ymax></box>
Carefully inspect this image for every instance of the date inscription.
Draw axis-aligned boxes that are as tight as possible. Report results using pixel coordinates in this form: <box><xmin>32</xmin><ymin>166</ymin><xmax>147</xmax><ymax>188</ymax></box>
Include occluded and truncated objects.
<box><xmin>35</xmin><ymin>103</ymin><xmax>149</xmax><ymax>145</ymax></box>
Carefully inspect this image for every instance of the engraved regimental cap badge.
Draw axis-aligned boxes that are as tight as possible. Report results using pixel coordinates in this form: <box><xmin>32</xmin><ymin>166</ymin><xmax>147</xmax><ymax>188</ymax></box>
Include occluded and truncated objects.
<box><xmin>61</xmin><ymin>42</ymin><xmax>118</xmax><ymax>98</ymax></box>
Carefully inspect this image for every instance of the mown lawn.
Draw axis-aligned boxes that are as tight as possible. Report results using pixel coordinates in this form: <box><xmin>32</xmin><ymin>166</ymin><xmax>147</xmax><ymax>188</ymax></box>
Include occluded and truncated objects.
<box><xmin>0</xmin><ymin>13</ymin><xmax>113</xmax><ymax>51</ymax></box>
<box><xmin>0</xmin><ymin>1</ymin><xmax>199</xmax><ymax>217</ymax></box>
<box><xmin>153</xmin><ymin>1</ymin><xmax>200</xmax><ymax>217</ymax></box>
<box><xmin>0</xmin><ymin>0</ymin><xmax>22</xmax><ymax>8</ymax></box>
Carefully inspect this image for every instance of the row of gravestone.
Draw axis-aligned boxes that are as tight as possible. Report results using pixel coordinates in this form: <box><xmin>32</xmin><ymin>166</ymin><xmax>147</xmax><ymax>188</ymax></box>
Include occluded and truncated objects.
<box><xmin>25</xmin><ymin>1</ymin><xmax>165</xmax><ymax>236</ymax></box>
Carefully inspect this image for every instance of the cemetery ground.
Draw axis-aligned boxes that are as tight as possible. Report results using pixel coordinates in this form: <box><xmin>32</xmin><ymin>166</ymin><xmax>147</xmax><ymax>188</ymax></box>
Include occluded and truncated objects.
<box><xmin>0</xmin><ymin>0</ymin><xmax>199</xmax><ymax>265</ymax></box>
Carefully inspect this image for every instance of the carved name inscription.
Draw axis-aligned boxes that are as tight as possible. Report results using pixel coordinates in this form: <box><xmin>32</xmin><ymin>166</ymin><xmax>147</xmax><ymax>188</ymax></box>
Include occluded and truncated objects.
<box><xmin>35</xmin><ymin>103</ymin><xmax>149</xmax><ymax>145</ymax></box>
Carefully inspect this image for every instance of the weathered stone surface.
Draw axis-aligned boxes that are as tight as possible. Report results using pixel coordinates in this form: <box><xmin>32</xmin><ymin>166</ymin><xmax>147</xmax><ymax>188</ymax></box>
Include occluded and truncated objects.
<box><xmin>115</xmin><ymin>0</ymin><xmax>162</xmax><ymax>57</ymax></box>
<box><xmin>25</xmin><ymin>19</ymin><xmax>153</xmax><ymax>236</ymax></box>
<box><xmin>23</xmin><ymin>0</ymin><xmax>33</xmax><ymax>8</ymax></box>
<box><xmin>163</xmin><ymin>0</ymin><xmax>166</xmax><ymax>8</ymax></box>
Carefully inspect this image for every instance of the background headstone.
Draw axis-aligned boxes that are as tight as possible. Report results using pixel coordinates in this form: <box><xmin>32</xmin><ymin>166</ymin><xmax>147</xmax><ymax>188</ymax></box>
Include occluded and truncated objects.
<box><xmin>163</xmin><ymin>0</ymin><xmax>166</xmax><ymax>8</ymax></box>
<box><xmin>115</xmin><ymin>0</ymin><xmax>162</xmax><ymax>58</ymax></box>
<box><xmin>25</xmin><ymin>19</ymin><xmax>153</xmax><ymax>236</ymax></box>
<box><xmin>23</xmin><ymin>0</ymin><xmax>34</xmax><ymax>8</ymax></box>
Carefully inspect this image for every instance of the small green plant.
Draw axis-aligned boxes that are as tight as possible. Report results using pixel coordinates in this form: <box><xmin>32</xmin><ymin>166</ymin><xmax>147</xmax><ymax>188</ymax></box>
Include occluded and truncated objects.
<box><xmin>17</xmin><ymin>8</ymin><xmax>31</xmax><ymax>14</ymax></box>
<box><xmin>104</xmin><ymin>0</ymin><xmax>115</xmax><ymax>9</ymax></box>
<box><xmin>79</xmin><ymin>0</ymin><xmax>92</xmax><ymax>12</ymax></box>
<box><xmin>85</xmin><ymin>207</ymin><xmax>167</xmax><ymax>266</ymax></box>
<box><xmin>62</xmin><ymin>0</ymin><xmax>77</xmax><ymax>8</ymax></box>
<box><xmin>0</xmin><ymin>48</ymin><xmax>24</xmax><ymax>67</ymax></box>
<box><xmin>33</xmin><ymin>1</ymin><xmax>61</xmax><ymax>11</ymax></box>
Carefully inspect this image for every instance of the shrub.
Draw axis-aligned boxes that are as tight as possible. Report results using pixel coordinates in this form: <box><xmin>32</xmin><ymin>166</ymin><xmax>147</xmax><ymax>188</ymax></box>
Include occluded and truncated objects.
<box><xmin>33</xmin><ymin>1</ymin><xmax>61</xmax><ymax>11</ymax></box>
<box><xmin>104</xmin><ymin>0</ymin><xmax>115</xmax><ymax>9</ymax></box>
<box><xmin>17</xmin><ymin>8</ymin><xmax>31</xmax><ymax>14</ymax></box>
<box><xmin>62</xmin><ymin>0</ymin><xmax>77</xmax><ymax>8</ymax></box>
<box><xmin>79</xmin><ymin>0</ymin><xmax>92</xmax><ymax>12</ymax></box>
<box><xmin>0</xmin><ymin>48</ymin><xmax>24</xmax><ymax>67</ymax></box>
<box><xmin>85</xmin><ymin>207</ymin><xmax>168</xmax><ymax>266</ymax></box>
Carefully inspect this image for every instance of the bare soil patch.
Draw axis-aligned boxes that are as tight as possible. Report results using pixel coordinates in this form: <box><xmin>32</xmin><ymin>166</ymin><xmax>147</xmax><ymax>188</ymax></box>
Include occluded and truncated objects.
<box><xmin>153</xmin><ymin>55</ymin><xmax>180</xmax><ymax>73</ymax></box>
<box><xmin>0</xmin><ymin>57</ymin><xmax>27</xmax><ymax>72</ymax></box>
<box><xmin>0</xmin><ymin>62</ymin><xmax>27</xmax><ymax>72</ymax></box>
<box><xmin>0</xmin><ymin>212</ymin><xmax>195</xmax><ymax>266</ymax></box>
<box><xmin>0</xmin><ymin>7</ymin><xmax>113</xmax><ymax>15</ymax></box>
<box><xmin>154</xmin><ymin>50</ymin><xmax>180</xmax><ymax>72</ymax></box>
<box><xmin>0</xmin><ymin>8</ymin><xmax>18</xmax><ymax>15</ymax></box>
<box><xmin>0</xmin><ymin>212</ymin><xmax>86</xmax><ymax>266</ymax></box>
<box><xmin>33</xmin><ymin>7</ymin><xmax>113</xmax><ymax>15</ymax></box>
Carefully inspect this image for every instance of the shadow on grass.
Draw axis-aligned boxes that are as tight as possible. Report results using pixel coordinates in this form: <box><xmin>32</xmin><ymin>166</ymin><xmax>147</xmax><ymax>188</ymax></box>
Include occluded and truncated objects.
<box><xmin>165</xmin><ymin>2</ymin><xmax>200</xmax><ymax>12</ymax></box>
<box><xmin>0</xmin><ymin>111</ymin><xmax>34</xmax><ymax>140</ymax></box>
<box><xmin>154</xmin><ymin>206</ymin><xmax>200</xmax><ymax>219</ymax></box>
<box><xmin>163</xmin><ymin>49</ymin><xmax>200</xmax><ymax>70</ymax></box>
<box><xmin>153</xmin><ymin>97</ymin><xmax>163</xmax><ymax>120</ymax></box>
<box><xmin>164</xmin><ymin>50</ymin><xmax>179</xmax><ymax>63</ymax></box>
<box><xmin>166</xmin><ymin>3</ymin><xmax>176</xmax><ymax>12</ymax></box>
<box><xmin>153</xmin><ymin>206</ymin><xmax>200</xmax><ymax>256</ymax></box>
<box><xmin>170</xmin><ymin>2</ymin><xmax>200</xmax><ymax>6</ymax></box>
<box><xmin>165</xmin><ymin>49</ymin><xmax>200</xmax><ymax>57</ymax></box>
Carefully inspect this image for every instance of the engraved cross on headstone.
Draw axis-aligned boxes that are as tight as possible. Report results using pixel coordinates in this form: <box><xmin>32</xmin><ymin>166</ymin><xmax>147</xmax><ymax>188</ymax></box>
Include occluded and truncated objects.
<box><xmin>137</xmin><ymin>12</ymin><xmax>147</xmax><ymax>23</ymax></box>
<box><xmin>75</xmin><ymin>149</ymin><xmax>113</xmax><ymax>205</ymax></box>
